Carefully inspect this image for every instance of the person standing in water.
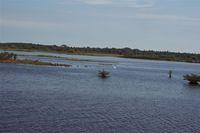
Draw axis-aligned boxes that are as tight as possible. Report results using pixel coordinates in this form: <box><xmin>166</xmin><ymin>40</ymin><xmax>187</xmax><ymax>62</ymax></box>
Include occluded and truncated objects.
<box><xmin>169</xmin><ymin>70</ymin><xmax>172</xmax><ymax>78</ymax></box>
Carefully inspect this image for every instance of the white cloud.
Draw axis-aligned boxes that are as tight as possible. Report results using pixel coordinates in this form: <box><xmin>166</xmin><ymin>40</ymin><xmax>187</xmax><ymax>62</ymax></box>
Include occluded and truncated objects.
<box><xmin>77</xmin><ymin>0</ymin><xmax>155</xmax><ymax>8</ymax></box>
<box><xmin>78</xmin><ymin>0</ymin><xmax>112</xmax><ymax>5</ymax></box>
<box><xmin>134</xmin><ymin>13</ymin><xmax>200</xmax><ymax>22</ymax></box>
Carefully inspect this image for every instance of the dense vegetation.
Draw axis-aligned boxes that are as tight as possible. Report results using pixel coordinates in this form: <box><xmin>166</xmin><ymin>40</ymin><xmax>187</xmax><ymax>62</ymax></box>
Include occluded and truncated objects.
<box><xmin>0</xmin><ymin>42</ymin><xmax>199</xmax><ymax>63</ymax></box>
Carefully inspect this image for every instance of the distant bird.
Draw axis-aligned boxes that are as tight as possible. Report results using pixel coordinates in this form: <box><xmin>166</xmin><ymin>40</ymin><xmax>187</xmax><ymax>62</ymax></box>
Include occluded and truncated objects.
<box><xmin>113</xmin><ymin>66</ymin><xmax>117</xmax><ymax>69</ymax></box>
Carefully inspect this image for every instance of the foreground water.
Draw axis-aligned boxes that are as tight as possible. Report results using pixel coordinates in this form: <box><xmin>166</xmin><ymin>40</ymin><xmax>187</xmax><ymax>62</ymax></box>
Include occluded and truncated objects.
<box><xmin>0</xmin><ymin>51</ymin><xmax>200</xmax><ymax>132</ymax></box>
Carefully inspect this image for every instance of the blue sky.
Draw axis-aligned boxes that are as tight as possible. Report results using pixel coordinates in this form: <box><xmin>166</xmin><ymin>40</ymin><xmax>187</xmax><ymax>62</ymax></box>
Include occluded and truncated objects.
<box><xmin>0</xmin><ymin>0</ymin><xmax>200</xmax><ymax>53</ymax></box>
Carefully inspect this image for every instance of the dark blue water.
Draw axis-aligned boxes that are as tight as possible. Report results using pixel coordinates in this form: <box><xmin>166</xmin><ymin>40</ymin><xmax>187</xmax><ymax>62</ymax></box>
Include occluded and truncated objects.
<box><xmin>0</xmin><ymin>52</ymin><xmax>200</xmax><ymax>132</ymax></box>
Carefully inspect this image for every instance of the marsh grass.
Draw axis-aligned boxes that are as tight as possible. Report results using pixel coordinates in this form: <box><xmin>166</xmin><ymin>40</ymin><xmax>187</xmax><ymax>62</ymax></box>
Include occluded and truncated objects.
<box><xmin>0</xmin><ymin>52</ymin><xmax>70</xmax><ymax>67</ymax></box>
<box><xmin>184</xmin><ymin>74</ymin><xmax>200</xmax><ymax>85</ymax></box>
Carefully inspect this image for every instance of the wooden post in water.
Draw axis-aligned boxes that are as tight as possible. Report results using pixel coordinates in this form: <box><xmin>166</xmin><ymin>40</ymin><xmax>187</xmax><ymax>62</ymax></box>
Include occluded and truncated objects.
<box><xmin>168</xmin><ymin>70</ymin><xmax>172</xmax><ymax>79</ymax></box>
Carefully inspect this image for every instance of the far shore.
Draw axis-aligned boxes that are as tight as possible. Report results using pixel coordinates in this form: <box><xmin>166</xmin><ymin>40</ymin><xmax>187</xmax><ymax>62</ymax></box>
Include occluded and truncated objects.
<box><xmin>0</xmin><ymin>48</ymin><xmax>122</xmax><ymax>57</ymax></box>
<box><xmin>0</xmin><ymin>42</ymin><xmax>199</xmax><ymax>63</ymax></box>
<box><xmin>1</xmin><ymin>48</ymin><xmax>199</xmax><ymax>64</ymax></box>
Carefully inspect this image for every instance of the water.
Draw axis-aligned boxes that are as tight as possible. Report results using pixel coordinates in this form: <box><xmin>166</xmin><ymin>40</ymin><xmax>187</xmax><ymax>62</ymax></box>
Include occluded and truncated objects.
<box><xmin>0</xmin><ymin>51</ymin><xmax>200</xmax><ymax>132</ymax></box>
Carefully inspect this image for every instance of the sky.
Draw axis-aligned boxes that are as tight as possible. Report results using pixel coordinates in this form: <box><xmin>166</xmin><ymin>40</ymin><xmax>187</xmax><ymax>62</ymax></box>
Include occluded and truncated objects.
<box><xmin>0</xmin><ymin>0</ymin><xmax>200</xmax><ymax>53</ymax></box>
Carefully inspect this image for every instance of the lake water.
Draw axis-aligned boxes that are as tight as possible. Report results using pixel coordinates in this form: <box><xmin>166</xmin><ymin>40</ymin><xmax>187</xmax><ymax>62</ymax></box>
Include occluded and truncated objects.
<box><xmin>0</xmin><ymin>51</ymin><xmax>200</xmax><ymax>133</ymax></box>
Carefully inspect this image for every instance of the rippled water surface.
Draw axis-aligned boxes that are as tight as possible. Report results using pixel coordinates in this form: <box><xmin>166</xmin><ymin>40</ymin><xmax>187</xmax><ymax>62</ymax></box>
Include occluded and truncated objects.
<box><xmin>0</xmin><ymin>51</ymin><xmax>200</xmax><ymax>133</ymax></box>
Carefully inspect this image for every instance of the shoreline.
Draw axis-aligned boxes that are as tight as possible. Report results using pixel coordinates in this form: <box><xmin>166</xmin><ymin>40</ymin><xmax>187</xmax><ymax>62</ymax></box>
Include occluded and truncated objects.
<box><xmin>0</xmin><ymin>59</ymin><xmax>71</xmax><ymax>67</ymax></box>
<box><xmin>1</xmin><ymin>48</ymin><xmax>199</xmax><ymax>64</ymax></box>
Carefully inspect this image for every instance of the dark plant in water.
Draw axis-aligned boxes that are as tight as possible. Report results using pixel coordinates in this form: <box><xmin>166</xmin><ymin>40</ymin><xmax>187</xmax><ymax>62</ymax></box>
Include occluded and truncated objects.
<box><xmin>0</xmin><ymin>52</ymin><xmax>17</xmax><ymax>60</ymax></box>
<box><xmin>98</xmin><ymin>69</ymin><xmax>110</xmax><ymax>78</ymax></box>
<box><xmin>183</xmin><ymin>74</ymin><xmax>200</xmax><ymax>85</ymax></box>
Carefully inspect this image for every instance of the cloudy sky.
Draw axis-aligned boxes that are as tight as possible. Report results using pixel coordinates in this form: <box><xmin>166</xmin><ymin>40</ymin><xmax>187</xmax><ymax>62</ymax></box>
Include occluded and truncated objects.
<box><xmin>0</xmin><ymin>0</ymin><xmax>200</xmax><ymax>53</ymax></box>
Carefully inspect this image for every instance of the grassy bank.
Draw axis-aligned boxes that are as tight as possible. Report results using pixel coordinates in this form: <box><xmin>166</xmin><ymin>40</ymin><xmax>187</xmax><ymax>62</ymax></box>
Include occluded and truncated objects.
<box><xmin>0</xmin><ymin>52</ymin><xmax>71</xmax><ymax>67</ymax></box>
<box><xmin>0</xmin><ymin>59</ymin><xmax>71</xmax><ymax>67</ymax></box>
